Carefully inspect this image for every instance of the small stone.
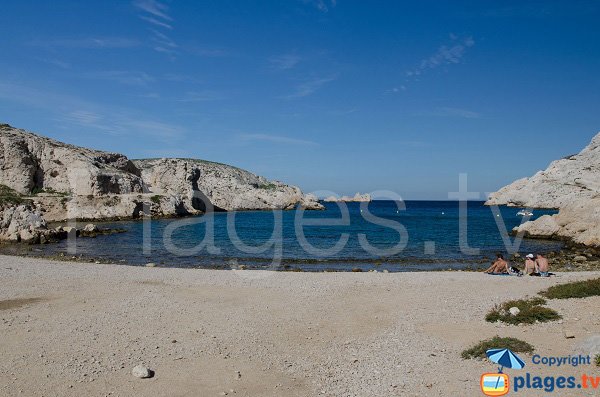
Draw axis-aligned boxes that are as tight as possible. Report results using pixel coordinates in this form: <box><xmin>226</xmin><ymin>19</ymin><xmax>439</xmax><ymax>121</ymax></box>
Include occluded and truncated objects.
<box><xmin>145</xmin><ymin>263</ymin><xmax>157</xmax><ymax>267</ymax></box>
<box><xmin>564</xmin><ymin>330</ymin><xmax>576</xmax><ymax>339</ymax></box>
<box><xmin>63</xmin><ymin>226</ymin><xmax>78</xmax><ymax>236</ymax></box>
<box><xmin>132</xmin><ymin>365</ymin><xmax>153</xmax><ymax>378</ymax></box>
<box><xmin>574</xmin><ymin>255</ymin><xmax>588</xmax><ymax>262</ymax></box>
<box><xmin>509</xmin><ymin>307</ymin><xmax>520</xmax><ymax>316</ymax></box>
<box><xmin>236</xmin><ymin>370</ymin><xmax>242</xmax><ymax>380</ymax></box>
<box><xmin>83</xmin><ymin>224</ymin><xmax>98</xmax><ymax>233</ymax></box>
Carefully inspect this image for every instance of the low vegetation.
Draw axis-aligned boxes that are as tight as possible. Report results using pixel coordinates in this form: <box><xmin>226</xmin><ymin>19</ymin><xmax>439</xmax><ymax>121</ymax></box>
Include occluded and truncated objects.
<box><xmin>595</xmin><ymin>354</ymin><xmax>600</xmax><ymax>367</ymax></box>
<box><xmin>256</xmin><ymin>183</ymin><xmax>278</xmax><ymax>190</ymax></box>
<box><xmin>485</xmin><ymin>297</ymin><xmax>561</xmax><ymax>325</ymax></box>
<box><xmin>462</xmin><ymin>336</ymin><xmax>534</xmax><ymax>359</ymax></box>
<box><xmin>29</xmin><ymin>186</ymin><xmax>69</xmax><ymax>196</ymax></box>
<box><xmin>539</xmin><ymin>278</ymin><xmax>600</xmax><ymax>299</ymax></box>
<box><xmin>0</xmin><ymin>184</ymin><xmax>29</xmax><ymax>205</ymax></box>
<box><xmin>150</xmin><ymin>195</ymin><xmax>162</xmax><ymax>204</ymax></box>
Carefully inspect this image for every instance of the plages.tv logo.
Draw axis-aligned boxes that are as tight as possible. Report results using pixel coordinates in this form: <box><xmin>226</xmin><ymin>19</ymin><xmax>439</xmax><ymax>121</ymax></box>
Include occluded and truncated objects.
<box><xmin>480</xmin><ymin>348</ymin><xmax>525</xmax><ymax>396</ymax></box>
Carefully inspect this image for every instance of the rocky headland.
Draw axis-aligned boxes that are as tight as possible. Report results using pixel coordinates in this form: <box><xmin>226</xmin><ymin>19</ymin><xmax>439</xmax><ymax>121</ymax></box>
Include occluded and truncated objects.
<box><xmin>323</xmin><ymin>192</ymin><xmax>372</xmax><ymax>203</ymax></box>
<box><xmin>486</xmin><ymin>131</ymin><xmax>600</xmax><ymax>247</ymax></box>
<box><xmin>0</xmin><ymin>123</ymin><xmax>322</xmax><ymax>243</ymax></box>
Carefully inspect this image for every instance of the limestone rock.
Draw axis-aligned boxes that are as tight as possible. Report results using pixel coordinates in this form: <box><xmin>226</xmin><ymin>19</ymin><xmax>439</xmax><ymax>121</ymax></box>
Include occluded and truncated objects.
<box><xmin>490</xmin><ymin>132</ymin><xmax>600</xmax><ymax>247</ymax></box>
<box><xmin>0</xmin><ymin>124</ymin><xmax>145</xmax><ymax>196</ymax></box>
<box><xmin>134</xmin><ymin>158</ymin><xmax>323</xmax><ymax>212</ymax></box>
<box><xmin>486</xmin><ymin>132</ymin><xmax>600</xmax><ymax>208</ymax></box>
<box><xmin>508</xmin><ymin>307</ymin><xmax>520</xmax><ymax>316</ymax></box>
<box><xmin>324</xmin><ymin>193</ymin><xmax>372</xmax><ymax>202</ymax></box>
<box><xmin>83</xmin><ymin>223</ymin><xmax>98</xmax><ymax>233</ymax></box>
<box><xmin>0</xmin><ymin>123</ymin><xmax>323</xmax><ymax>223</ymax></box>
<box><xmin>132</xmin><ymin>365</ymin><xmax>153</xmax><ymax>378</ymax></box>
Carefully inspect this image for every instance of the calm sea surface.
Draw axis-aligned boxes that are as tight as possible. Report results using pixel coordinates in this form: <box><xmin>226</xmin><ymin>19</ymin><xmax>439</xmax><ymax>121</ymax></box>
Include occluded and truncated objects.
<box><xmin>17</xmin><ymin>201</ymin><xmax>561</xmax><ymax>271</ymax></box>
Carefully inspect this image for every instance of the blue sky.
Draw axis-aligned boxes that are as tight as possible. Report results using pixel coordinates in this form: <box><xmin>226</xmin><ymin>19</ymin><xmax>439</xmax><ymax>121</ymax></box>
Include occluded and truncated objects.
<box><xmin>1</xmin><ymin>0</ymin><xmax>599</xmax><ymax>199</ymax></box>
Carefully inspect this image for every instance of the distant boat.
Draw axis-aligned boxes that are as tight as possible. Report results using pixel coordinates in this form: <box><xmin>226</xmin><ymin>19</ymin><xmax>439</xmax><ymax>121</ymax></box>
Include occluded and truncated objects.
<box><xmin>516</xmin><ymin>210</ymin><xmax>533</xmax><ymax>217</ymax></box>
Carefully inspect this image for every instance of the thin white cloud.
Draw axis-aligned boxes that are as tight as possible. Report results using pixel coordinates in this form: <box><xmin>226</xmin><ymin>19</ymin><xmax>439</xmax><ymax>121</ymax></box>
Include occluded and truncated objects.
<box><xmin>387</xmin><ymin>85</ymin><xmax>407</xmax><ymax>94</ymax></box>
<box><xmin>238</xmin><ymin>133</ymin><xmax>318</xmax><ymax>146</ymax></box>
<box><xmin>139</xmin><ymin>15</ymin><xmax>172</xmax><ymax>29</ymax></box>
<box><xmin>84</xmin><ymin>71</ymin><xmax>155</xmax><ymax>86</ymax></box>
<box><xmin>407</xmin><ymin>36</ymin><xmax>475</xmax><ymax>77</ymax></box>
<box><xmin>302</xmin><ymin>0</ymin><xmax>337</xmax><ymax>12</ymax></box>
<box><xmin>122</xmin><ymin>119</ymin><xmax>183</xmax><ymax>140</ymax></box>
<box><xmin>133</xmin><ymin>0</ymin><xmax>172</xmax><ymax>21</ymax></box>
<box><xmin>192</xmin><ymin>47</ymin><xmax>230</xmax><ymax>57</ymax></box>
<box><xmin>176</xmin><ymin>90</ymin><xmax>225</xmax><ymax>102</ymax></box>
<box><xmin>31</xmin><ymin>37</ymin><xmax>140</xmax><ymax>49</ymax></box>
<box><xmin>39</xmin><ymin>58</ymin><xmax>71</xmax><ymax>69</ymax></box>
<box><xmin>63</xmin><ymin>110</ymin><xmax>102</xmax><ymax>125</ymax></box>
<box><xmin>133</xmin><ymin>0</ymin><xmax>178</xmax><ymax>57</ymax></box>
<box><xmin>285</xmin><ymin>76</ymin><xmax>337</xmax><ymax>99</ymax></box>
<box><xmin>437</xmin><ymin>107</ymin><xmax>480</xmax><ymax>119</ymax></box>
<box><xmin>0</xmin><ymin>80</ymin><xmax>185</xmax><ymax>143</ymax></box>
<box><xmin>420</xmin><ymin>107</ymin><xmax>481</xmax><ymax>119</ymax></box>
<box><xmin>269</xmin><ymin>53</ymin><xmax>301</xmax><ymax>70</ymax></box>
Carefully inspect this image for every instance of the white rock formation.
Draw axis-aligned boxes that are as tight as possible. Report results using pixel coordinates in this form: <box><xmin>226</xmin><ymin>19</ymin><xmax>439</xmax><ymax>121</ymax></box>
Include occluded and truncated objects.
<box><xmin>134</xmin><ymin>158</ymin><xmax>322</xmax><ymax>211</ymax></box>
<box><xmin>0</xmin><ymin>202</ymin><xmax>65</xmax><ymax>243</ymax></box>
<box><xmin>324</xmin><ymin>193</ymin><xmax>372</xmax><ymax>202</ymax></box>
<box><xmin>486</xmin><ymin>132</ymin><xmax>600</xmax><ymax>208</ymax></box>
<box><xmin>0</xmin><ymin>123</ymin><xmax>323</xmax><ymax>226</ymax></box>
<box><xmin>514</xmin><ymin>198</ymin><xmax>600</xmax><ymax>246</ymax></box>
<box><xmin>488</xmin><ymin>131</ymin><xmax>600</xmax><ymax>246</ymax></box>
<box><xmin>0</xmin><ymin>124</ymin><xmax>145</xmax><ymax>196</ymax></box>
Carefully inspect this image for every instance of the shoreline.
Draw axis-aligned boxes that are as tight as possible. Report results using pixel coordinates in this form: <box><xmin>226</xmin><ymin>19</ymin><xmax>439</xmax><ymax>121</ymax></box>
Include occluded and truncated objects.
<box><xmin>1</xmin><ymin>255</ymin><xmax>599</xmax><ymax>396</ymax></box>
<box><xmin>2</xmin><ymin>237</ymin><xmax>599</xmax><ymax>273</ymax></box>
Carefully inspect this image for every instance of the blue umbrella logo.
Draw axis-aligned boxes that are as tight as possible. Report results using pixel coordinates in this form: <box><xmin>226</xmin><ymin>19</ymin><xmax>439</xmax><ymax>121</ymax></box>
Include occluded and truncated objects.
<box><xmin>485</xmin><ymin>348</ymin><xmax>525</xmax><ymax>391</ymax></box>
<box><xmin>486</xmin><ymin>348</ymin><xmax>526</xmax><ymax>373</ymax></box>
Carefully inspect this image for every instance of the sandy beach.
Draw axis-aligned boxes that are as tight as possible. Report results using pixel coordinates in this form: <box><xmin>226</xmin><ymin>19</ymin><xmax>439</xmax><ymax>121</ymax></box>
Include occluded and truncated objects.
<box><xmin>1</xmin><ymin>255</ymin><xmax>598</xmax><ymax>396</ymax></box>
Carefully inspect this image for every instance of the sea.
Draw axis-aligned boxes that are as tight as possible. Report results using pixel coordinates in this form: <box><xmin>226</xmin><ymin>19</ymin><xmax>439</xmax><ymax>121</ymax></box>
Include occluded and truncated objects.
<box><xmin>13</xmin><ymin>201</ymin><xmax>562</xmax><ymax>272</ymax></box>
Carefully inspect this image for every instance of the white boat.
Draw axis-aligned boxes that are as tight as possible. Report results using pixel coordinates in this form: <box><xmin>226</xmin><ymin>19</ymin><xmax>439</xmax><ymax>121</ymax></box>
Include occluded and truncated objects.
<box><xmin>516</xmin><ymin>210</ymin><xmax>533</xmax><ymax>217</ymax></box>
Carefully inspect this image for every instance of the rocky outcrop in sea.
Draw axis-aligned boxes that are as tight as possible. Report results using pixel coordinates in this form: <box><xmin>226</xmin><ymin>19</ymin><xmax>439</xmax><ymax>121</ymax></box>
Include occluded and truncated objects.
<box><xmin>487</xmin><ymin>131</ymin><xmax>600</xmax><ymax>247</ymax></box>
<box><xmin>0</xmin><ymin>123</ymin><xmax>322</xmax><ymax>242</ymax></box>
<box><xmin>324</xmin><ymin>193</ymin><xmax>372</xmax><ymax>202</ymax></box>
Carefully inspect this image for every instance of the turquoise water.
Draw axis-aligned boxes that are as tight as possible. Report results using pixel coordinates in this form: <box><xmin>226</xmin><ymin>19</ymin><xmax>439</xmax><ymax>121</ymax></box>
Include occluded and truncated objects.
<box><xmin>27</xmin><ymin>201</ymin><xmax>561</xmax><ymax>271</ymax></box>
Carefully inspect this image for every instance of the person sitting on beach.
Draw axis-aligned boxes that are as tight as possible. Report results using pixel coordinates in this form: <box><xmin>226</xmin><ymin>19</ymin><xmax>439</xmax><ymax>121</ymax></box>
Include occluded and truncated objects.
<box><xmin>485</xmin><ymin>254</ymin><xmax>509</xmax><ymax>274</ymax></box>
<box><xmin>524</xmin><ymin>254</ymin><xmax>538</xmax><ymax>275</ymax></box>
<box><xmin>536</xmin><ymin>254</ymin><xmax>550</xmax><ymax>277</ymax></box>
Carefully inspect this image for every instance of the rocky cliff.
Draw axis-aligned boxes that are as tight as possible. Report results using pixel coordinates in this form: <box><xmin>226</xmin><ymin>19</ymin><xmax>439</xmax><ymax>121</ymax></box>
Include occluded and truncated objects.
<box><xmin>486</xmin><ymin>132</ymin><xmax>600</xmax><ymax>208</ymax></box>
<box><xmin>324</xmin><ymin>193</ymin><xmax>372</xmax><ymax>203</ymax></box>
<box><xmin>134</xmin><ymin>158</ymin><xmax>320</xmax><ymax>211</ymax></box>
<box><xmin>487</xmin><ymin>131</ymin><xmax>600</xmax><ymax>246</ymax></box>
<box><xmin>0</xmin><ymin>124</ymin><xmax>322</xmax><ymax>236</ymax></box>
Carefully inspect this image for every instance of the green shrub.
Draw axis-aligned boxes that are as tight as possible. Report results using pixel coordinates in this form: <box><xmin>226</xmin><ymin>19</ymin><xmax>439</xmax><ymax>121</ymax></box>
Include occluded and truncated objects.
<box><xmin>462</xmin><ymin>336</ymin><xmax>534</xmax><ymax>359</ymax></box>
<box><xmin>0</xmin><ymin>184</ymin><xmax>28</xmax><ymax>205</ymax></box>
<box><xmin>150</xmin><ymin>195</ymin><xmax>162</xmax><ymax>204</ymax></box>
<box><xmin>29</xmin><ymin>186</ymin><xmax>69</xmax><ymax>196</ymax></box>
<box><xmin>595</xmin><ymin>354</ymin><xmax>600</xmax><ymax>367</ymax></box>
<box><xmin>485</xmin><ymin>297</ymin><xmax>561</xmax><ymax>325</ymax></box>
<box><xmin>540</xmin><ymin>278</ymin><xmax>600</xmax><ymax>299</ymax></box>
<box><xmin>256</xmin><ymin>183</ymin><xmax>277</xmax><ymax>190</ymax></box>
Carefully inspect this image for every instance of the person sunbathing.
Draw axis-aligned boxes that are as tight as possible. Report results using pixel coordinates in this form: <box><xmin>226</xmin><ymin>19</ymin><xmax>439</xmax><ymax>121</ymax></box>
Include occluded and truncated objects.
<box><xmin>524</xmin><ymin>254</ymin><xmax>537</xmax><ymax>275</ymax></box>
<box><xmin>536</xmin><ymin>254</ymin><xmax>550</xmax><ymax>277</ymax></box>
<box><xmin>485</xmin><ymin>254</ymin><xmax>509</xmax><ymax>274</ymax></box>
